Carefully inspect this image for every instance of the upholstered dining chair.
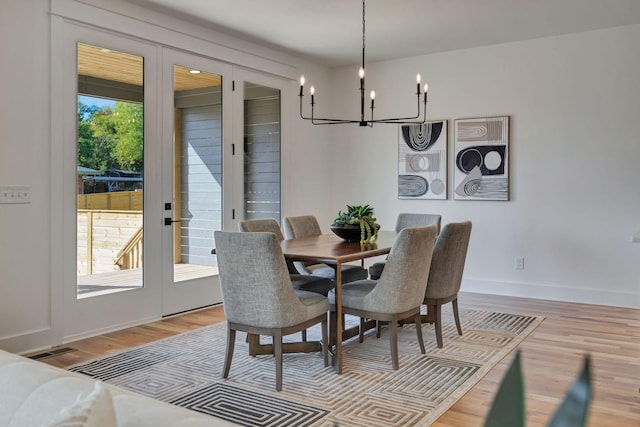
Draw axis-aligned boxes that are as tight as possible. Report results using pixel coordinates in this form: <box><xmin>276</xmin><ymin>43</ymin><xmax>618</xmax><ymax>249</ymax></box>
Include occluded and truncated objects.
<box><xmin>369</xmin><ymin>213</ymin><xmax>441</xmax><ymax>280</ymax></box>
<box><xmin>283</xmin><ymin>215</ymin><xmax>369</xmax><ymax>283</ymax></box>
<box><xmin>419</xmin><ymin>221</ymin><xmax>472</xmax><ymax>348</ymax></box>
<box><xmin>329</xmin><ymin>225</ymin><xmax>437</xmax><ymax>370</ymax></box>
<box><xmin>214</xmin><ymin>231</ymin><xmax>329</xmax><ymax>391</ymax></box>
<box><xmin>238</xmin><ymin>219</ymin><xmax>334</xmax><ymax>296</ymax></box>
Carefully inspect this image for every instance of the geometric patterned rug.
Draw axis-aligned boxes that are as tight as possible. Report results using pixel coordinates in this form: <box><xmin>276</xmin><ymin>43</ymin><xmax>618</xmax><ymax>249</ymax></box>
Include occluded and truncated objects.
<box><xmin>69</xmin><ymin>308</ymin><xmax>543</xmax><ymax>426</ymax></box>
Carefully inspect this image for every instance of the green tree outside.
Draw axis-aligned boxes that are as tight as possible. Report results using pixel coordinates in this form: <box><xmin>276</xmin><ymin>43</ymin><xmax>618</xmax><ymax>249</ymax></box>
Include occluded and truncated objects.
<box><xmin>77</xmin><ymin>100</ymin><xmax>143</xmax><ymax>172</ymax></box>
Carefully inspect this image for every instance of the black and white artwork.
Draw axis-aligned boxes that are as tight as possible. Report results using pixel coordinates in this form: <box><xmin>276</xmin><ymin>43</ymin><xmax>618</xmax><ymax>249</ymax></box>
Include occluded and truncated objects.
<box><xmin>454</xmin><ymin>116</ymin><xmax>509</xmax><ymax>201</ymax></box>
<box><xmin>398</xmin><ymin>120</ymin><xmax>448</xmax><ymax>200</ymax></box>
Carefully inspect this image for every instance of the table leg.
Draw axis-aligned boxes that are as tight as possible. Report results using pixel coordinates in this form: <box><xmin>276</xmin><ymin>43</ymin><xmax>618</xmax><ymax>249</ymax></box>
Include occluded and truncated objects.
<box><xmin>335</xmin><ymin>262</ymin><xmax>343</xmax><ymax>374</ymax></box>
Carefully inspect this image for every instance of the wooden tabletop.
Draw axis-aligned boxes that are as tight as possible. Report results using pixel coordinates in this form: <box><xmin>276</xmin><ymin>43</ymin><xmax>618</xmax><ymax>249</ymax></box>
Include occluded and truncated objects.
<box><xmin>280</xmin><ymin>230</ymin><xmax>397</xmax><ymax>264</ymax></box>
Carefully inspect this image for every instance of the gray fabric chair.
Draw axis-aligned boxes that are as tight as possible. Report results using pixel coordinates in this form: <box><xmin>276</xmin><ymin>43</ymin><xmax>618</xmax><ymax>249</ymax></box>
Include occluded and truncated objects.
<box><xmin>238</xmin><ymin>219</ymin><xmax>334</xmax><ymax>296</ymax></box>
<box><xmin>329</xmin><ymin>225</ymin><xmax>437</xmax><ymax>370</ymax></box>
<box><xmin>214</xmin><ymin>231</ymin><xmax>329</xmax><ymax>391</ymax></box>
<box><xmin>369</xmin><ymin>213</ymin><xmax>442</xmax><ymax>280</ymax></box>
<box><xmin>283</xmin><ymin>215</ymin><xmax>369</xmax><ymax>283</ymax></box>
<box><xmin>420</xmin><ymin>221</ymin><xmax>472</xmax><ymax>348</ymax></box>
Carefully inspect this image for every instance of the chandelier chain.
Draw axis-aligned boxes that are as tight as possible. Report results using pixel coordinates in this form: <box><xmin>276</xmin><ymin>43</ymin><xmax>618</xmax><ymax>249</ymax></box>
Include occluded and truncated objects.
<box><xmin>362</xmin><ymin>0</ymin><xmax>366</xmax><ymax>67</ymax></box>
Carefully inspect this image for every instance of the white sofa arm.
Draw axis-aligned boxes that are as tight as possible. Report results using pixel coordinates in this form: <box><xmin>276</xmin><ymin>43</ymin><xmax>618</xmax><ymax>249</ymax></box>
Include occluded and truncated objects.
<box><xmin>0</xmin><ymin>350</ymin><xmax>239</xmax><ymax>427</ymax></box>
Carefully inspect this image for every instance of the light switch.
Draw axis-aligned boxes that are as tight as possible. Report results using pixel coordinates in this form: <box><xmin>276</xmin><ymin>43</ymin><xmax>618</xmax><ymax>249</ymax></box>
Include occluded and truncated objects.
<box><xmin>0</xmin><ymin>186</ymin><xmax>32</xmax><ymax>204</ymax></box>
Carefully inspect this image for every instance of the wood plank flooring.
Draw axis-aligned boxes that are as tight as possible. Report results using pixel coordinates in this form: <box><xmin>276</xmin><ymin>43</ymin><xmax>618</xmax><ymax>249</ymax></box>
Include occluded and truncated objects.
<box><xmin>34</xmin><ymin>292</ymin><xmax>640</xmax><ymax>426</ymax></box>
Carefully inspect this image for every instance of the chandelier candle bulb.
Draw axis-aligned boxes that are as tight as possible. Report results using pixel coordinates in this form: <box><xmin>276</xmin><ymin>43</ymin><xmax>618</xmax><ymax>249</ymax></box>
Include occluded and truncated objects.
<box><xmin>424</xmin><ymin>83</ymin><xmax>428</xmax><ymax>103</ymax></box>
<box><xmin>370</xmin><ymin>90</ymin><xmax>375</xmax><ymax>109</ymax></box>
<box><xmin>310</xmin><ymin>85</ymin><xmax>315</xmax><ymax>105</ymax></box>
<box><xmin>299</xmin><ymin>75</ymin><xmax>305</xmax><ymax>96</ymax></box>
<box><xmin>416</xmin><ymin>73</ymin><xmax>421</xmax><ymax>94</ymax></box>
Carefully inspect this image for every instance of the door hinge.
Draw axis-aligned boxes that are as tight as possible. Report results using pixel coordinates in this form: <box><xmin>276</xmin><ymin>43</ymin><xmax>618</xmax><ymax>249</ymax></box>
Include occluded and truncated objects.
<box><xmin>232</xmin><ymin>80</ymin><xmax>235</xmax><ymax>91</ymax></box>
<box><xmin>232</xmin><ymin>143</ymin><xmax>235</xmax><ymax>155</ymax></box>
<box><xmin>232</xmin><ymin>209</ymin><xmax>235</xmax><ymax>220</ymax></box>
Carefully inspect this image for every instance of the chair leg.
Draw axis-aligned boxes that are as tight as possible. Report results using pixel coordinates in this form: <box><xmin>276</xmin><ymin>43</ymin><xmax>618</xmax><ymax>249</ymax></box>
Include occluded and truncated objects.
<box><xmin>433</xmin><ymin>304</ymin><xmax>444</xmax><ymax>348</ymax></box>
<box><xmin>301</xmin><ymin>330</ymin><xmax>307</xmax><ymax>342</ymax></box>
<box><xmin>321</xmin><ymin>318</ymin><xmax>329</xmax><ymax>367</ymax></box>
<box><xmin>359</xmin><ymin>317</ymin><xmax>365</xmax><ymax>343</ymax></box>
<box><xmin>223</xmin><ymin>326</ymin><xmax>236</xmax><ymax>378</ymax></box>
<box><xmin>389</xmin><ymin>316</ymin><xmax>399</xmax><ymax>370</ymax></box>
<box><xmin>452</xmin><ymin>298</ymin><xmax>463</xmax><ymax>336</ymax></box>
<box><xmin>415</xmin><ymin>312</ymin><xmax>426</xmax><ymax>354</ymax></box>
<box><xmin>376</xmin><ymin>320</ymin><xmax>383</xmax><ymax>338</ymax></box>
<box><xmin>274</xmin><ymin>330</ymin><xmax>283</xmax><ymax>391</ymax></box>
<box><xmin>329</xmin><ymin>309</ymin><xmax>337</xmax><ymax>348</ymax></box>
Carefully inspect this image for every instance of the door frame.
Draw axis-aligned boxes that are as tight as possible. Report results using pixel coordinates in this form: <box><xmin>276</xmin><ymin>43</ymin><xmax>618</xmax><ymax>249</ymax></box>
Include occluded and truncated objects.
<box><xmin>50</xmin><ymin>1</ymin><xmax>298</xmax><ymax>347</ymax></box>
<box><xmin>231</xmin><ymin>67</ymin><xmax>292</xmax><ymax>226</ymax></box>
<box><xmin>52</xmin><ymin>23</ymin><xmax>162</xmax><ymax>343</ymax></box>
<box><xmin>160</xmin><ymin>48</ymin><xmax>233</xmax><ymax>316</ymax></box>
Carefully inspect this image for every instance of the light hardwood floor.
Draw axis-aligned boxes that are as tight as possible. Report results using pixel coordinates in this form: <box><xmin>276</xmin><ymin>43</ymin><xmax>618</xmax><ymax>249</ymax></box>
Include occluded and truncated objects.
<box><xmin>35</xmin><ymin>292</ymin><xmax>640</xmax><ymax>426</ymax></box>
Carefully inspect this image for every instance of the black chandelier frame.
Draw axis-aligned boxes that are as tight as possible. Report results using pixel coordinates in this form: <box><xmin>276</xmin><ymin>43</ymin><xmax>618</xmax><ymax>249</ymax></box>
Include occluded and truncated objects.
<box><xmin>298</xmin><ymin>0</ymin><xmax>428</xmax><ymax>127</ymax></box>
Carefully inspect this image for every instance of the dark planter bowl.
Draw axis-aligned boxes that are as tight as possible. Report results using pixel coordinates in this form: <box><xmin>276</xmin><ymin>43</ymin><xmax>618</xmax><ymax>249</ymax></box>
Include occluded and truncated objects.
<box><xmin>330</xmin><ymin>224</ymin><xmax>379</xmax><ymax>242</ymax></box>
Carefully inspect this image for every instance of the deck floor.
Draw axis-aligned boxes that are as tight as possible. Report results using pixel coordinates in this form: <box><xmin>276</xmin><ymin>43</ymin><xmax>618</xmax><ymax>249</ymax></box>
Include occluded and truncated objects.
<box><xmin>77</xmin><ymin>264</ymin><xmax>218</xmax><ymax>298</ymax></box>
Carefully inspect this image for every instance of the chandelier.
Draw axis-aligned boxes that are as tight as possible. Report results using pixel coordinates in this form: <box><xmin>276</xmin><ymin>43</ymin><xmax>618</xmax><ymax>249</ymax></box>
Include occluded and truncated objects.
<box><xmin>299</xmin><ymin>0</ymin><xmax>428</xmax><ymax>127</ymax></box>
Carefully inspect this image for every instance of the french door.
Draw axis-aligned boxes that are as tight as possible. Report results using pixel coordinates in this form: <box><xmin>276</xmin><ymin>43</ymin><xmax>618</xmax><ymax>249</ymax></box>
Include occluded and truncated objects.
<box><xmin>160</xmin><ymin>49</ymin><xmax>233</xmax><ymax>316</ymax></box>
<box><xmin>62</xmin><ymin>26</ymin><xmax>163</xmax><ymax>341</ymax></box>
<box><xmin>62</xmin><ymin>28</ymin><xmax>235</xmax><ymax>339</ymax></box>
<box><xmin>58</xmin><ymin>23</ymin><xmax>285</xmax><ymax>342</ymax></box>
<box><xmin>232</xmin><ymin>68</ymin><xmax>286</xmax><ymax>226</ymax></box>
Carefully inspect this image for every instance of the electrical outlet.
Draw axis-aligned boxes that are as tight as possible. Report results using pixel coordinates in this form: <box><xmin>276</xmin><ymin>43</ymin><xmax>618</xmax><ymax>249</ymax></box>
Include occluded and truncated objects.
<box><xmin>514</xmin><ymin>256</ymin><xmax>524</xmax><ymax>270</ymax></box>
<box><xmin>0</xmin><ymin>186</ymin><xmax>32</xmax><ymax>204</ymax></box>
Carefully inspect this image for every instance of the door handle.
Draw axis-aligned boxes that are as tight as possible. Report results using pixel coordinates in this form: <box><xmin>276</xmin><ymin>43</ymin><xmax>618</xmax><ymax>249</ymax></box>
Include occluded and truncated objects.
<box><xmin>164</xmin><ymin>218</ymin><xmax>182</xmax><ymax>226</ymax></box>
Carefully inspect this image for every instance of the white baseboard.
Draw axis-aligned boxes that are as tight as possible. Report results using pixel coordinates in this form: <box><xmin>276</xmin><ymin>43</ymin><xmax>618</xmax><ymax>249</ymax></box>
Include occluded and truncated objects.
<box><xmin>62</xmin><ymin>315</ymin><xmax>161</xmax><ymax>344</ymax></box>
<box><xmin>461</xmin><ymin>278</ymin><xmax>640</xmax><ymax>309</ymax></box>
<box><xmin>0</xmin><ymin>315</ymin><xmax>161</xmax><ymax>355</ymax></box>
<box><xmin>0</xmin><ymin>328</ymin><xmax>53</xmax><ymax>355</ymax></box>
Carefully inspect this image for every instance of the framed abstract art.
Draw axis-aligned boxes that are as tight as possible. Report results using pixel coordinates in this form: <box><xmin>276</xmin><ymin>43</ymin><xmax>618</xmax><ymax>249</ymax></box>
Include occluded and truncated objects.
<box><xmin>398</xmin><ymin>120</ymin><xmax>448</xmax><ymax>200</ymax></box>
<box><xmin>453</xmin><ymin>116</ymin><xmax>509</xmax><ymax>201</ymax></box>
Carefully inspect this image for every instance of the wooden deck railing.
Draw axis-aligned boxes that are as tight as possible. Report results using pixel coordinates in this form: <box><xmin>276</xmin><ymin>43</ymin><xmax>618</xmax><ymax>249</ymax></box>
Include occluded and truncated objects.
<box><xmin>114</xmin><ymin>226</ymin><xmax>143</xmax><ymax>270</ymax></box>
<box><xmin>77</xmin><ymin>210</ymin><xmax>142</xmax><ymax>275</ymax></box>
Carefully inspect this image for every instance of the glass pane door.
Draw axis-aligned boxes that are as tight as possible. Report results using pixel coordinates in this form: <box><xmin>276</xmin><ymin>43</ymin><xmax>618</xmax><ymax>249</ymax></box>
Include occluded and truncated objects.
<box><xmin>61</xmin><ymin>24</ymin><xmax>161</xmax><ymax>341</ymax></box>
<box><xmin>172</xmin><ymin>65</ymin><xmax>221</xmax><ymax>281</ymax></box>
<box><xmin>243</xmin><ymin>82</ymin><xmax>281</xmax><ymax>222</ymax></box>
<box><xmin>161</xmin><ymin>50</ymin><xmax>231</xmax><ymax>316</ymax></box>
<box><xmin>76</xmin><ymin>43</ymin><xmax>145</xmax><ymax>298</ymax></box>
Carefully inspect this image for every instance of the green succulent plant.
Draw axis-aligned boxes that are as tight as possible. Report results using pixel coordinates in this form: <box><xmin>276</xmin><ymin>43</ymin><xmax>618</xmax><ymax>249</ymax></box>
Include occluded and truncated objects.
<box><xmin>332</xmin><ymin>204</ymin><xmax>378</xmax><ymax>244</ymax></box>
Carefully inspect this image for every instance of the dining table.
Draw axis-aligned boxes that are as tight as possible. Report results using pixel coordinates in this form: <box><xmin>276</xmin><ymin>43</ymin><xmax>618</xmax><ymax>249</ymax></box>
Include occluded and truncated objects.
<box><xmin>280</xmin><ymin>230</ymin><xmax>397</xmax><ymax>374</ymax></box>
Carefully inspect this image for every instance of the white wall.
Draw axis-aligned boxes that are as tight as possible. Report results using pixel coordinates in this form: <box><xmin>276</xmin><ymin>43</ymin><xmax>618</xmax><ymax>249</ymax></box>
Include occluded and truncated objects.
<box><xmin>0</xmin><ymin>0</ymin><xmax>333</xmax><ymax>352</ymax></box>
<box><xmin>1</xmin><ymin>1</ymin><xmax>637</xmax><ymax>354</ymax></box>
<box><xmin>0</xmin><ymin>0</ymin><xmax>54</xmax><ymax>350</ymax></box>
<box><xmin>328</xmin><ymin>25</ymin><xmax>640</xmax><ymax>308</ymax></box>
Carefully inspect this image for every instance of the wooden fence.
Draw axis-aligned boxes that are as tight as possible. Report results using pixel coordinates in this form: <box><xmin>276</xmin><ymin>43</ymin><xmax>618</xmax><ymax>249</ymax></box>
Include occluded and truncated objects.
<box><xmin>77</xmin><ymin>191</ymin><xmax>142</xmax><ymax>210</ymax></box>
<box><xmin>77</xmin><ymin>210</ymin><xmax>143</xmax><ymax>275</ymax></box>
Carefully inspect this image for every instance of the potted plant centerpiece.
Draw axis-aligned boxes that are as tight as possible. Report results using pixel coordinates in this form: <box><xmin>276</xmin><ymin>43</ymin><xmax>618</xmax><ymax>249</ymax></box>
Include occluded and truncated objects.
<box><xmin>331</xmin><ymin>204</ymin><xmax>379</xmax><ymax>243</ymax></box>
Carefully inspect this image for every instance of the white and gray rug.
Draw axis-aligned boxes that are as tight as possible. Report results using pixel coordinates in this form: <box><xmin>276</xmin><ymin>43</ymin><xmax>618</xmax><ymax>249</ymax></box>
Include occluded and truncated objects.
<box><xmin>69</xmin><ymin>308</ymin><xmax>543</xmax><ymax>426</ymax></box>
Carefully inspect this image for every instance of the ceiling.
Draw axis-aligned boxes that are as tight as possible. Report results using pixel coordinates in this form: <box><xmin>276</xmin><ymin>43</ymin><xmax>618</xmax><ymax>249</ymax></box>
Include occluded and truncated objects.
<box><xmin>126</xmin><ymin>0</ymin><xmax>640</xmax><ymax>68</ymax></box>
<box><xmin>78</xmin><ymin>43</ymin><xmax>221</xmax><ymax>91</ymax></box>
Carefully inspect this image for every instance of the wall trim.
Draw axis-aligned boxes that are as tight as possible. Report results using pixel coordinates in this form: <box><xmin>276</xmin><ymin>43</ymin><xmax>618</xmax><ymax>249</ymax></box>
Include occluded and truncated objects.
<box><xmin>0</xmin><ymin>328</ymin><xmax>53</xmax><ymax>355</ymax></box>
<box><xmin>50</xmin><ymin>0</ymin><xmax>298</xmax><ymax>80</ymax></box>
<box><xmin>462</xmin><ymin>278</ymin><xmax>640</xmax><ymax>309</ymax></box>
